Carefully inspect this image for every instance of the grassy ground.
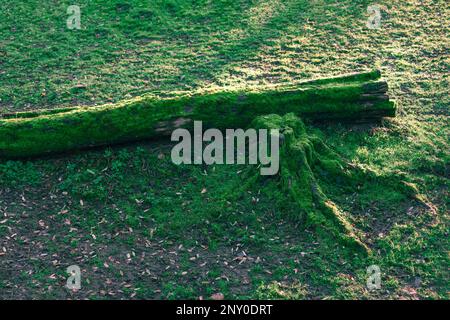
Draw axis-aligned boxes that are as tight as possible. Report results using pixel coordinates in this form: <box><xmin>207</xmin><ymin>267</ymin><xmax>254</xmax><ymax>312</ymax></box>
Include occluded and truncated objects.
<box><xmin>0</xmin><ymin>0</ymin><xmax>448</xmax><ymax>299</ymax></box>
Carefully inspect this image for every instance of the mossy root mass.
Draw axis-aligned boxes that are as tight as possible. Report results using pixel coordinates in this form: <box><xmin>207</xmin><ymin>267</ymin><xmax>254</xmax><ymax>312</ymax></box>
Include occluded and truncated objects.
<box><xmin>238</xmin><ymin>113</ymin><xmax>426</xmax><ymax>255</ymax></box>
<box><xmin>0</xmin><ymin>70</ymin><xmax>395</xmax><ymax>159</ymax></box>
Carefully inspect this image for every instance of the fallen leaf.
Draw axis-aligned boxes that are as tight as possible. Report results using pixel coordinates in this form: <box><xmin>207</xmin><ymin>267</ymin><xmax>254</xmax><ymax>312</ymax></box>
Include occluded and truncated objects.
<box><xmin>210</xmin><ymin>293</ymin><xmax>224</xmax><ymax>300</ymax></box>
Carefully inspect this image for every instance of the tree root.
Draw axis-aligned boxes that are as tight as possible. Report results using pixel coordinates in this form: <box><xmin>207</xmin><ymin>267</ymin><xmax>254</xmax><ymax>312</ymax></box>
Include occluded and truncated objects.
<box><xmin>235</xmin><ymin>113</ymin><xmax>429</xmax><ymax>255</ymax></box>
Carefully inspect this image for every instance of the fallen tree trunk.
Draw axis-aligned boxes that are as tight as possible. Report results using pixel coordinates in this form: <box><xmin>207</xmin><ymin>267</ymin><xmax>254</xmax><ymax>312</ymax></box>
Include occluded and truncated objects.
<box><xmin>1</xmin><ymin>70</ymin><xmax>415</xmax><ymax>256</ymax></box>
<box><xmin>0</xmin><ymin>70</ymin><xmax>395</xmax><ymax>158</ymax></box>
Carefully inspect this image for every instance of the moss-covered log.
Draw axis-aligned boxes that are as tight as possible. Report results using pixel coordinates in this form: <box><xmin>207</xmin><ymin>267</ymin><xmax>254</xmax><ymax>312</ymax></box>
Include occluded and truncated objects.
<box><xmin>1</xmin><ymin>70</ymin><xmax>419</xmax><ymax>255</ymax></box>
<box><xmin>0</xmin><ymin>70</ymin><xmax>395</xmax><ymax>158</ymax></box>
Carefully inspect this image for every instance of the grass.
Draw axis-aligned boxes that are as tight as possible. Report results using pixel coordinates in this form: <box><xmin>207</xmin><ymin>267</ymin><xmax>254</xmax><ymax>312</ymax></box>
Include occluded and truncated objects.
<box><xmin>0</xmin><ymin>0</ymin><xmax>448</xmax><ymax>299</ymax></box>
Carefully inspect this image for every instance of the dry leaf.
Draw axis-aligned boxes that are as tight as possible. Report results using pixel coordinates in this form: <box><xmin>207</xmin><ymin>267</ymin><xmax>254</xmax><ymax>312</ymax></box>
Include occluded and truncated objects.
<box><xmin>210</xmin><ymin>293</ymin><xmax>224</xmax><ymax>300</ymax></box>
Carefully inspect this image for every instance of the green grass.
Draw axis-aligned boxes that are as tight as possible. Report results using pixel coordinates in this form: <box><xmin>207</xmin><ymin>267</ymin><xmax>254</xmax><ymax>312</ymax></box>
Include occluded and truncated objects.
<box><xmin>0</xmin><ymin>0</ymin><xmax>448</xmax><ymax>299</ymax></box>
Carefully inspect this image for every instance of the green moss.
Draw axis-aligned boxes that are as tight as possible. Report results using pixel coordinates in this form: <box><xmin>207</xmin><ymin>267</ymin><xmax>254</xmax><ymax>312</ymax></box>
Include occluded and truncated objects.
<box><xmin>234</xmin><ymin>113</ymin><xmax>427</xmax><ymax>255</ymax></box>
